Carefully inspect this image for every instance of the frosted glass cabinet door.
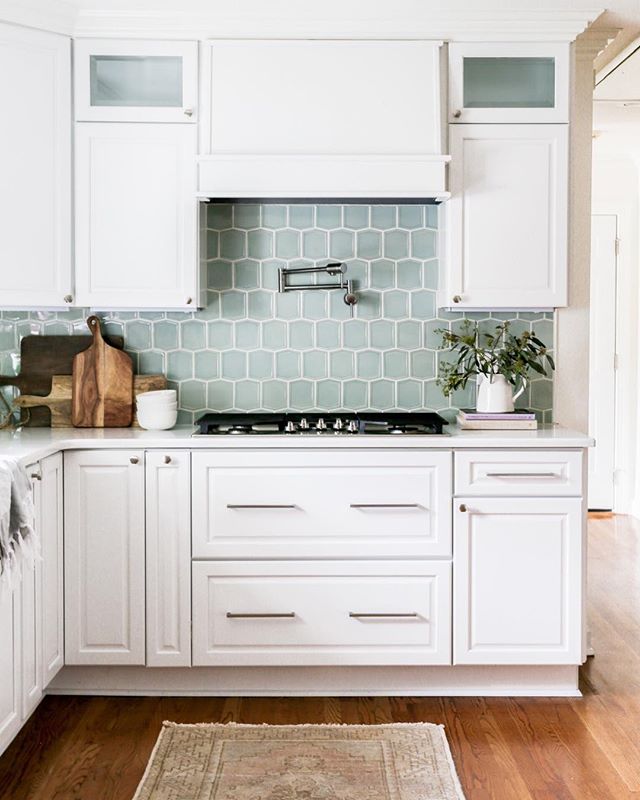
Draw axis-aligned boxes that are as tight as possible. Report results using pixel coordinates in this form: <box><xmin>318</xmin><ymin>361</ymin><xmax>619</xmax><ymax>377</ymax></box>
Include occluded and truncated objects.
<box><xmin>449</xmin><ymin>43</ymin><xmax>569</xmax><ymax>123</ymax></box>
<box><xmin>74</xmin><ymin>39</ymin><xmax>197</xmax><ymax>122</ymax></box>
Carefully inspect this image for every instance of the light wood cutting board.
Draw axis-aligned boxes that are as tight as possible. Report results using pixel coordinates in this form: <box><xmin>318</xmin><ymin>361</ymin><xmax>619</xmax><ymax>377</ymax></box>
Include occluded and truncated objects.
<box><xmin>17</xmin><ymin>375</ymin><xmax>167</xmax><ymax>428</ymax></box>
<box><xmin>72</xmin><ymin>316</ymin><xmax>134</xmax><ymax>427</ymax></box>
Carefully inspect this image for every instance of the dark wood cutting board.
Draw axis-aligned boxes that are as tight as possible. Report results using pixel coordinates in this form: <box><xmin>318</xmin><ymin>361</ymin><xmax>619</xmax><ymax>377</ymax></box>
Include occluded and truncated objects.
<box><xmin>72</xmin><ymin>316</ymin><xmax>134</xmax><ymax>428</ymax></box>
<box><xmin>0</xmin><ymin>333</ymin><xmax>124</xmax><ymax>426</ymax></box>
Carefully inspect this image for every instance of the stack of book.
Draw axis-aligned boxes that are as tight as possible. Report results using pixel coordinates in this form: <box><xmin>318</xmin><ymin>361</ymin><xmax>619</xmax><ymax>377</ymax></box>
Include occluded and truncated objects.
<box><xmin>457</xmin><ymin>409</ymin><xmax>538</xmax><ymax>430</ymax></box>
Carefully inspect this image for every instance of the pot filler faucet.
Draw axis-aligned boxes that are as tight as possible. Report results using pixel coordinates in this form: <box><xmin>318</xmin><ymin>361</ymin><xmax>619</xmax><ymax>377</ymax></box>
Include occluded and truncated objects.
<box><xmin>278</xmin><ymin>262</ymin><xmax>358</xmax><ymax>315</ymax></box>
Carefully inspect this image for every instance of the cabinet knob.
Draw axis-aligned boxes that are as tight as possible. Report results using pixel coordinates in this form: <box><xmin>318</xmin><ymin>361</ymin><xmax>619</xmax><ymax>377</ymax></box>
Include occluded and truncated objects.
<box><xmin>30</xmin><ymin>472</ymin><xmax>42</xmax><ymax>481</ymax></box>
<box><xmin>183</xmin><ymin>108</ymin><xmax>194</xmax><ymax>117</ymax></box>
<box><xmin>164</xmin><ymin>455</ymin><xmax>172</xmax><ymax>464</ymax></box>
<box><xmin>130</xmin><ymin>456</ymin><xmax>139</xmax><ymax>464</ymax></box>
<box><xmin>452</xmin><ymin>110</ymin><xmax>462</xmax><ymax>119</ymax></box>
<box><xmin>452</xmin><ymin>295</ymin><xmax>462</xmax><ymax>304</ymax></box>
<box><xmin>459</xmin><ymin>503</ymin><xmax>467</xmax><ymax>512</ymax></box>
<box><xmin>186</xmin><ymin>297</ymin><xmax>193</xmax><ymax>305</ymax></box>
<box><xmin>63</xmin><ymin>294</ymin><xmax>73</xmax><ymax>304</ymax></box>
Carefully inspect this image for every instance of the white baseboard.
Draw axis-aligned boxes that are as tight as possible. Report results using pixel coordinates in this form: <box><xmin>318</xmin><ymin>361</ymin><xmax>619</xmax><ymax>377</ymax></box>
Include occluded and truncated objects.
<box><xmin>47</xmin><ymin>664</ymin><xmax>581</xmax><ymax>698</ymax></box>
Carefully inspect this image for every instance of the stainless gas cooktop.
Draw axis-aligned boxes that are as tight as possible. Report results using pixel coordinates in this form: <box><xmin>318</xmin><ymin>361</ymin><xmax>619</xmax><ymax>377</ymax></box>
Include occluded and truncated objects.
<box><xmin>193</xmin><ymin>412</ymin><xmax>448</xmax><ymax>436</ymax></box>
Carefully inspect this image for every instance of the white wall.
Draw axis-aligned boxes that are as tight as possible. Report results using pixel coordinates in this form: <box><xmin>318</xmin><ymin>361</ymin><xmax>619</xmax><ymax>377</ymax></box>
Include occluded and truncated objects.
<box><xmin>591</xmin><ymin>153</ymin><xmax>639</xmax><ymax>514</ymax></box>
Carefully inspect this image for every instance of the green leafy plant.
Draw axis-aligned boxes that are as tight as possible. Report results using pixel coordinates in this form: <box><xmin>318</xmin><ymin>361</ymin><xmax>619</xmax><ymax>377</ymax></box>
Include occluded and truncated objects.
<box><xmin>435</xmin><ymin>320</ymin><xmax>555</xmax><ymax>397</ymax></box>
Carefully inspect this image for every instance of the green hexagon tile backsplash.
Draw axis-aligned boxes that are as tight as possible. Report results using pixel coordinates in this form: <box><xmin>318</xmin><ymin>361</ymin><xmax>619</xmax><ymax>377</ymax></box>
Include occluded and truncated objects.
<box><xmin>0</xmin><ymin>204</ymin><xmax>553</xmax><ymax>425</ymax></box>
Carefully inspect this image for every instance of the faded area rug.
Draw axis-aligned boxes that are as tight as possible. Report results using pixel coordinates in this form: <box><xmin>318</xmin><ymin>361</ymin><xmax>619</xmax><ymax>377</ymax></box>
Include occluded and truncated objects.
<box><xmin>133</xmin><ymin>721</ymin><xmax>466</xmax><ymax>799</ymax></box>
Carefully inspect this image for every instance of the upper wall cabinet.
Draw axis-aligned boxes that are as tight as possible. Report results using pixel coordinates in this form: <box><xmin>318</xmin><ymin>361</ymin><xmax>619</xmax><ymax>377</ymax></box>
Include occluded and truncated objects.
<box><xmin>75</xmin><ymin>123</ymin><xmax>202</xmax><ymax>309</ymax></box>
<box><xmin>0</xmin><ymin>24</ymin><xmax>71</xmax><ymax>309</ymax></box>
<box><xmin>198</xmin><ymin>40</ymin><xmax>448</xmax><ymax>199</ymax></box>
<box><xmin>449</xmin><ymin>43</ymin><xmax>569</xmax><ymax>124</ymax></box>
<box><xmin>74</xmin><ymin>39</ymin><xmax>198</xmax><ymax>123</ymax></box>
<box><xmin>444</xmin><ymin>124</ymin><xmax>568</xmax><ymax>309</ymax></box>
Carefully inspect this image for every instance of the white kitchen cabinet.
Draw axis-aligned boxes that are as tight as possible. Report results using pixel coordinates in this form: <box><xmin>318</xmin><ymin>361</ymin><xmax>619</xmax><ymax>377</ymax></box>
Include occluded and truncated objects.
<box><xmin>0</xmin><ymin>582</ymin><xmax>21</xmax><ymax>758</ymax></box>
<box><xmin>64</xmin><ymin>450</ymin><xmax>146</xmax><ymax>665</ymax></box>
<box><xmin>454</xmin><ymin>496</ymin><xmax>583</xmax><ymax>664</ymax></box>
<box><xmin>445</xmin><ymin>124</ymin><xmax>568</xmax><ymax>309</ymax></box>
<box><xmin>199</xmin><ymin>39</ymin><xmax>448</xmax><ymax>198</ymax></box>
<box><xmin>20</xmin><ymin>465</ymin><xmax>43</xmax><ymax>720</ymax></box>
<box><xmin>145</xmin><ymin>450</ymin><xmax>191</xmax><ymax>667</ymax></box>
<box><xmin>75</xmin><ymin>123</ymin><xmax>202</xmax><ymax>309</ymax></box>
<box><xmin>449</xmin><ymin>43</ymin><xmax>570</xmax><ymax>124</ymax></box>
<box><xmin>39</xmin><ymin>453</ymin><xmax>64</xmax><ymax>686</ymax></box>
<box><xmin>0</xmin><ymin>23</ymin><xmax>72</xmax><ymax>309</ymax></box>
<box><xmin>74</xmin><ymin>39</ymin><xmax>198</xmax><ymax>123</ymax></box>
<box><xmin>192</xmin><ymin>560</ymin><xmax>452</xmax><ymax>667</ymax></box>
<box><xmin>192</xmin><ymin>450</ymin><xmax>452</xmax><ymax>559</ymax></box>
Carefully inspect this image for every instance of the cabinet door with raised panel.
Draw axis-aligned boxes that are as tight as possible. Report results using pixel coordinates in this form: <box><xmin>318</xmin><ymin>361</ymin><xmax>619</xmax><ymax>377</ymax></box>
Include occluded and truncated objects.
<box><xmin>454</xmin><ymin>497</ymin><xmax>583</xmax><ymax>664</ymax></box>
<box><xmin>64</xmin><ymin>450</ymin><xmax>145</xmax><ymax>665</ymax></box>
<box><xmin>446</xmin><ymin>124</ymin><xmax>568</xmax><ymax>309</ymax></box>
<box><xmin>21</xmin><ymin>465</ymin><xmax>43</xmax><ymax>720</ymax></box>
<box><xmin>40</xmin><ymin>453</ymin><xmax>64</xmax><ymax>686</ymax></box>
<box><xmin>75</xmin><ymin>123</ymin><xmax>200</xmax><ymax>309</ymax></box>
<box><xmin>146</xmin><ymin>451</ymin><xmax>191</xmax><ymax>667</ymax></box>
<box><xmin>0</xmin><ymin>23</ymin><xmax>72</xmax><ymax>308</ymax></box>
<box><xmin>0</xmin><ymin>584</ymin><xmax>21</xmax><ymax>758</ymax></box>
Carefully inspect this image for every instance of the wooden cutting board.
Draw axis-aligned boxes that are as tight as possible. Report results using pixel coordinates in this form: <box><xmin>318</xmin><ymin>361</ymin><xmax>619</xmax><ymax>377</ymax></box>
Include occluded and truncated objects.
<box><xmin>72</xmin><ymin>316</ymin><xmax>134</xmax><ymax>427</ymax></box>
<box><xmin>17</xmin><ymin>374</ymin><xmax>167</xmax><ymax>428</ymax></box>
<box><xmin>0</xmin><ymin>333</ymin><xmax>124</xmax><ymax>427</ymax></box>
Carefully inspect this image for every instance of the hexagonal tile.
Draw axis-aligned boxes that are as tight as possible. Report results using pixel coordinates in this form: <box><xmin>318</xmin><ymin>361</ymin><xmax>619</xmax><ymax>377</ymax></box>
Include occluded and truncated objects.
<box><xmin>181</xmin><ymin>319</ymin><xmax>206</xmax><ymax>350</ymax></box>
<box><xmin>289</xmin><ymin>205</ymin><xmax>314</xmax><ymax>229</ymax></box>
<box><xmin>180</xmin><ymin>379</ymin><xmax>206</xmax><ymax>411</ymax></box>
<box><xmin>247</xmin><ymin>229</ymin><xmax>274</xmax><ymax>260</ymax></box>
<box><xmin>397</xmin><ymin>205</ymin><xmax>424</xmax><ymax>229</ymax></box>
<box><xmin>302</xmin><ymin>292</ymin><xmax>327</xmax><ymax>320</ymax></box>
<box><xmin>235</xmin><ymin>320</ymin><xmax>260</xmax><ymax>350</ymax></box>
<box><xmin>328</xmin><ymin>229</ymin><xmax>355</xmax><ymax>259</ymax></box>
<box><xmin>316</xmin><ymin>380</ymin><xmax>341</xmax><ymax>410</ymax></box>
<box><xmin>410</xmin><ymin>350</ymin><xmax>435</xmax><ymax>380</ymax></box>
<box><xmin>371</xmin><ymin>206</ymin><xmax>396</xmax><ymax>229</ymax></box>
<box><xmin>370</xmin><ymin>379</ymin><xmax>395</xmax><ymax>410</ymax></box>
<box><xmin>207</xmin><ymin>260</ymin><xmax>233</xmax><ymax>291</ymax></box>
<box><xmin>221</xmin><ymin>351</ymin><xmax>247</xmax><ymax>380</ymax></box>
<box><xmin>235</xmin><ymin>380</ymin><xmax>260</xmax><ymax>411</ymax></box>
<box><xmin>220</xmin><ymin>290</ymin><xmax>246</xmax><ymax>320</ymax></box>
<box><xmin>397</xmin><ymin>320</ymin><xmax>421</xmax><ymax>350</ymax></box>
<box><xmin>263</xmin><ymin>320</ymin><xmax>287</xmax><ymax>350</ymax></box>
<box><xmin>342</xmin><ymin>380</ymin><xmax>368</xmax><ymax>410</ymax></box>
<box><xmin>275</xmin><ymin>292</ymin><xmax>300</xmax><ymax>320</ymax></box>
<box><xmin>396</xmin><ymin>379</ymin><xmax>422</xmax><ymax>410</ymax></box>
<box><xmin>411</xmin><ymin>229</ymin><xmax>436</xmax><ymax>259</ymax></box>
<box><xmin>289</xmin><ymin>320</ymin><xmax>314</xmax><ymax>349</ymax></box>
<box><xmin>234</xmin><ymin>259</ymin><xmax>260</xmax><ymax>289</ymax></box>
<box><xmin>329</xmin><ymin>351</ymin><xmax>354</xmax><ymax>379</ymax></box>
<box><xmin>356</xmin><ymin>350</ymin><xmax>381</xmax><ymax>379</ymax></box>
<box><xmin>383</xmin><ymin>290</ymin><xmax>409</xmax><ymax>320</ymax></box>
<box><xmin>344</xmin><ymin>206</ymin><xmax>369</xmax><ymax>230</ymax></box>
<box><xmin>302</xmin><ymin>229</ymin><xmax>328</xmax><ymax>259</ymax></box>
<box><xmin>315</xmin><ymin>205</ymin><xmax>342</xmax><ymax>230</ymax></box>
<box><xmin>396</xmin><ymin>259</ymin><xmax>422</xmax><ymax>290</ymax></box>
<box><xmin>383</xmin><ymin>350</ymin><xmax>408</xmax><ymax>379</ymax></box>
<box><xmin>343</xmin><ymin>320</ymin><xmax>368</xmax><ymax>349</ymax></box>
<box><xmin>248</xmin><ymin>350</ymin><xmax>274</xmax><ymax>380</ymax></box>
<box><xmin>275</xmin><ymin>229</ymin><xmax>300</xmax><ymax>259</ymax></box>
<box><xmin>370</xmin><ymin>259</ymin><xmax>395</xmax><ymax>290</ymax></box>
<box><xmin>262</xmin><ymin>205</ymin><xmax>287</xmax><ymax>229</ymax></box>
<box><xmin>370</xmin><ymin>319</ymin><xmax>395</xmax><ymax>349</ymax></box>
<box><xmin>207</xmin><ymin>229</ymin><xmax>220</xmax><ymax>259</ymax></box>
<box><xmin>247</xmin><ymin>290</ymin><xmax>273</xmax><ymax>320</ymax></box>
<box><xmin>356</xmin><ymin>229</ymin><xmax>381</xmax><ymax>259</ymax></box>
<box><xmin>207</xmin><ymin>380</ymin><xmax>234</xmax><ymax>411</ymax></box>
<box><xmin>262</xmin><ymin>379</ymin><xmax>287</xmax><ymax>410</ymax></box>
<box><xmin>384</xmin><ymin>229</ymin><xmax>409</xmax><ymax>259</ymax></box>
<box><xmin>166</xmin><ymin>350</ymin><xmax>193</xmax><ymax>381</ymax></box>
<box><xmin>220</xmin><ymin>229</ymin><xmax>246</xmax><ymax>259</ymax></box>
<box><xmin>138</xmin><ymin>350</ymin><xmax>164</xmax><ymax>375</ymax></box>
<box><xmin>233</xmin><ymin>204</ymin><xmax>260</xmax><ymax>229</ymax></box>
<box><xmin>194</xmin><ymin>350</ymin><xmax>219</xmax><ymax>380</ymax></box>
<box><xmin>207</xmin><ymin>204</ymin><xmax>232</xmax><ymax>230</ymax></box>
<box><xmin>424</xmin><ymin>379</ymin><xmax>445</xmax><ymax>409</ymax></box>
<box><xmin>357</xmin><ymin>291</ymin><xmax>381</xmax><ymax>321</ymax></box>
<box><xmin>302</xmin><ymin>350</ymin><xmax>327</xmax><ymax>379</ymax></box>
<box><xmin>207</xmin><ymin>320</ymin><xmax>233</xmax><ymax>349</ymax></box>
<box><xmin>276</xmin><ymin>351</ymin><xmax>301</xmax><ymax>379</ymax></box>
<box><xmin>290</xmin><ymin>379</ymin><xmax>314</xmax><ymax>410</ymax></box>
<box><xmin>316</xmin><ymin>320</ymin><xmax>340</xmax><ymax>349</ymax></box>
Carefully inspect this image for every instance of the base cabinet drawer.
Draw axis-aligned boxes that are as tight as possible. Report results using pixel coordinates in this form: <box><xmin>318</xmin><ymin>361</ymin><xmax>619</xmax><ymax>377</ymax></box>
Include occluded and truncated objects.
<box><xmin>454</xmin><ymin>497</ymin><xmax>583</xmax><ymax>664</ymax></box>
<box><xmin>455</xmin><ymin>450</ymin><xmax>583</xmax><ymax>496</ymax></box>
<box><xmin>192</xmin><ymin>561</ymin><xmax>452</xmax><ymax>666</ymax></box>
<box><xmin>192</xmin><ymin>451</ymin><xmax>452</xmax><ymax>559</ymax></box>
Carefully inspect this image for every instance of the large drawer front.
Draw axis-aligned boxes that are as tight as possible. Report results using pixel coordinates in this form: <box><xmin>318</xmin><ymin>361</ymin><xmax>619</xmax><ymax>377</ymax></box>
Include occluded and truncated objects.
<box><xmin>454</xmin><ymin>450</ymin><xmax>583</xmax><ymax>496</ymax></box>
<box><xmin>192</xmin><ymin>451</ymin><xmax>452</xmax><ymax>559</ymax></box>
<box><xmin>192</xmin><ymin>561</ymin><xmax>452</xmax><ymax>666</ymax></box>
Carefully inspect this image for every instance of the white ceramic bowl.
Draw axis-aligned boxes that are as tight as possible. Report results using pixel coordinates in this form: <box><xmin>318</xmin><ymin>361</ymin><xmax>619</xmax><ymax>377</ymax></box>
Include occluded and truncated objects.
<box><xmin>137</xmin><ymin>389</ymin><xmax>176</xmax><ymax>402</ymax></box>
<box><xmin>137</xmin><ymin>406</ymin><xmax>178</xmax><ymax>431</ymax></box>
<box><xmin>136</xmin><ymin>399</ymin><xmax>177</xmax><ymax>410</ymax></box>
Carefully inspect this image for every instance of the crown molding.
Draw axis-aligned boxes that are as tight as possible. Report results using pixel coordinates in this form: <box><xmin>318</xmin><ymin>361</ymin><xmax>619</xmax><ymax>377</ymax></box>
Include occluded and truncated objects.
<box><xmin>72</xmin><ymin>6</ymin><xmax>604</xmax><ymax>42</ymax></box>
<box><xmin>0</xmin><ymin>0</ymin><xmax>76</xmax><ymax>35</ymax></box>
<box><xmin>576</xmin><ymin>26</ymin><xmax>620</xmax><ymax>63</ymax></box>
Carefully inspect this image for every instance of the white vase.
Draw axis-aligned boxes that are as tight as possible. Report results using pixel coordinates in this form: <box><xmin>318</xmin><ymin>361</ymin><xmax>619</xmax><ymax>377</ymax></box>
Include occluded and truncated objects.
<box><xmin>476</xmin><ymin>374</ymin><xmax>524</xmax><ymax>413</ymax></box>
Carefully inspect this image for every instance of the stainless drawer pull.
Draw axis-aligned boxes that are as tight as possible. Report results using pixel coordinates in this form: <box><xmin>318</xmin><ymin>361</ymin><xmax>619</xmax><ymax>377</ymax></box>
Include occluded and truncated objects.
<box><xmin>349</xmin><ymin>612</ymin><xmax>419</xmax><ymax>619</ymax></box>
<box><xmin>226</xmin><ymin>612</ymin><xmax>296</xmax><ymax>619</ymax></box>
<box><xmin>350</xmin><ymin>503</ymin><xmax>420</xmax><ymax>509</ymax></box>
<box><xmin>485</xmin><ymin>472</ymin><xmax>558</xmax><ymax>478</ymax></box>
<box><xmin>227</xmin><ymin>504</ymin><xmax>297</xmax><ymax>509</ymax></box>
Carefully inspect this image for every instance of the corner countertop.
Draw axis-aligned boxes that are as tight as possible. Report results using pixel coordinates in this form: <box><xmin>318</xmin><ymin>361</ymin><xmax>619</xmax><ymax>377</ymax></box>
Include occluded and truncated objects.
<box><xmin>0</xmin><ymin>424</ymin><xmax>594</xmax><ymax>466</ymax></box>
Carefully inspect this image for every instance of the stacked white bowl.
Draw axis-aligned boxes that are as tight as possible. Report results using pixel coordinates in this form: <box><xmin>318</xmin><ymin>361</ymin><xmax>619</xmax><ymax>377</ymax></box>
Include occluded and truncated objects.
<box><xmin>136</xmin><ymin>389</ymin><xmax>178</xmax><ymax>430</ymax></box>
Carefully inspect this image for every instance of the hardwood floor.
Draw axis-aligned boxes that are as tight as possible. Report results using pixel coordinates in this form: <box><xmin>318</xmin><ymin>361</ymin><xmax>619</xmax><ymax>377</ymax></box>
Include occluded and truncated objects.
<box><xmin>1</xmin><ymin>514</ymin><xmax>639</xmax><ymax>799</ymax></box>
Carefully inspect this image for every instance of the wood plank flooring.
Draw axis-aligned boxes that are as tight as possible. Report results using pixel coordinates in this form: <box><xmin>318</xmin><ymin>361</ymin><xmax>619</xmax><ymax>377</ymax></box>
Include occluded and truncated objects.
<box><xmin>1</xmin><ymin>514</ymin><xmax>639</xmax><ymax>799</ymax></box>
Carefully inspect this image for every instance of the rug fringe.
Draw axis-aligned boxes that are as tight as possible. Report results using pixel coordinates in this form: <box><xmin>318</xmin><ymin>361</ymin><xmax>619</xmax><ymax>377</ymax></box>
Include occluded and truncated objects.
<box><xmin>160</xmin><ymin>720</ymin><xmax>444</xmax><ymax>730</ymax></box>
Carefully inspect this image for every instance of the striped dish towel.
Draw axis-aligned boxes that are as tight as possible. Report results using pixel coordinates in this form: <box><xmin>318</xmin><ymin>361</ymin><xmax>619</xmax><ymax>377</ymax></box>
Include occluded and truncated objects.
<box><xmin>0</xmin><ymin>457</ymin><xmax>38</xmax><ymax>592</ymax></box>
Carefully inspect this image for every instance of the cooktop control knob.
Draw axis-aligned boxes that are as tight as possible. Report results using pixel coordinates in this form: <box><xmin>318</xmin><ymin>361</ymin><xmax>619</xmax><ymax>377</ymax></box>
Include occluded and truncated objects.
<box><xmin>333</xmin><ymin>417</ymin><xmax>344</xmax><ymax>431</ymax></box>
<box><xmin>299</xmin><ymin>417</ymin><xmax>309</xmax><ymax>430</ymax></box>
<box><xmin>316</xmin><ymin>417</ymin><xmax>327</xmax><ymax>431</ymax></box>
<box><xmin>347</xmin><ymin>419</ymin><xmax>359</xmax><ymax>433</ymax></box>
<box><xmin>285</xmin><ymin>420</ymin><xmax>297</xmax><ymax>433</ymax></box>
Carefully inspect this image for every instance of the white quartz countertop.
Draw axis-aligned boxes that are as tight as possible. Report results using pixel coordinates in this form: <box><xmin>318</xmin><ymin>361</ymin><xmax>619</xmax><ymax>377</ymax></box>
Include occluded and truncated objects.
<box><xmin>0</xmin><ymin>424</ymin><xmax>594</xmax><ymax>466</ymax></box>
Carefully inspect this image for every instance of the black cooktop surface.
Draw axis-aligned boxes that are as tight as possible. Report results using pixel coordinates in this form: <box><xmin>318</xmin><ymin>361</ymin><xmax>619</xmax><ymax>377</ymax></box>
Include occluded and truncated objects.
<box><xmin>194</xmin><ymin>412</ymin><xmax>448</xmax><ymax>436</ymax></box>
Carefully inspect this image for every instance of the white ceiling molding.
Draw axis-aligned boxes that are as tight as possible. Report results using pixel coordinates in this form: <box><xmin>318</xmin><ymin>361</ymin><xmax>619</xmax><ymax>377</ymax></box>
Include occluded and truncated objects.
<box><xmin>71</xmin><ymin>6</ymin><xmax>604</xmax><ymax>42</ymax></box>
<box><xmin>576</xmin><ymin>27</ymin><xmax>621</xmax><ymax>64</ymax></box>
<box><xmin>0</xmin><ymin>0</ymin><xmax>77</xmax><ymax>35</ymax></box>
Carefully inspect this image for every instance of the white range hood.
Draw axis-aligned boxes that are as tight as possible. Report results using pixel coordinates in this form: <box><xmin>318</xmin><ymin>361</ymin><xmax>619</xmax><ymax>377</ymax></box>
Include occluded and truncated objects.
<box><xmin>197</xmin><ymin>39</ymin><xmax>450</xmax><ymax>201</ymax></box>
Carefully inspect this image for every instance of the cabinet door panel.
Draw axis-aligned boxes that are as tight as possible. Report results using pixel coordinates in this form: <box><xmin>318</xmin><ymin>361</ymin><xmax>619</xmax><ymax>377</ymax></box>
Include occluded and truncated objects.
<box><xmin>64</xmin><ymin>451</ymin><xmax>145</xmax><ymax>665</ymax></box>
<box><xmin>0</xmin><ymin>588</ymin><xmax>21</xmax><ymax>758</ymax></box>
<box><xmin>0</xmin><ymin>23</ymin><xmax>71</xmax><ymax>308</ymax></box>
<box><xmin>21</xmin><ymin>559</ymin><xmax>42</xmax><ymax>719</ymax></box>
<box><xmin>40</xmin><ymin>453</ymin><xmax>64</xmax><ymax>686</ymax></box>
<box><xmin>454</xmin><ymin>497</ymin><xmax>583</xmax><ymax>664</ymax></box>
<box><xmin>75</xmin><ymin>123</ymin><xmax>199</xmax><ymax>309</ymax></box>
<box><xmin>146</xmin><ymin>451</ymin><xmax>191</xmax><ymax>667</ymax></box>
<box><xmin>447</xmin><ymin>124</ymin><xmax>568</xmax><ymax>309</ymax></box>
